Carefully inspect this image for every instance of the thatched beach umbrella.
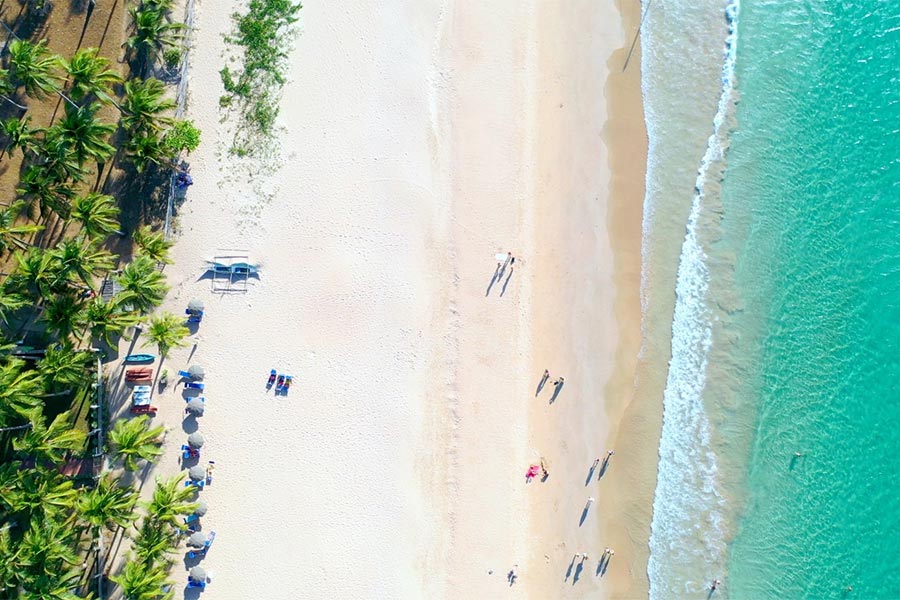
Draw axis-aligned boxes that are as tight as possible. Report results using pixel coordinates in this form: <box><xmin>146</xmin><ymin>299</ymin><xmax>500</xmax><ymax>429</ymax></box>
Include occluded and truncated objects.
<box><xmin>193</xmin><ymin>499</ymin><xmax>208</xmax><ymax>517</ymax></box>
<box><xmin>187</xmin><ymin>365</ymin><xmax>205</xmax><ymax>380</ymax></box>
<box><xmin>187</xmin><ymin>532</ymin><xmax>206</xmax><ymax>548</ymax></box>
<box><xmin>187</xmin><ymin>432</ymin><xmax>205</xmax><ymax>448</ymax></box>
<box><xmin>188</xmin><ymin>299</ymin><xmax>205</xmax><ymax>312</ymax></box>
<box><xmin>186</xmin><ymin>398</ymin><xmax>205</xmax><ymax>415</ymax></box>
<box><xmin>190</xmin><ymin>566</ymin><xmax>207</xmax><ymax>581</ymax></box>
<box><xmin>188</xmin><ymin>465</ymin><xmax>206</xmax><ymax>481</ymax></box>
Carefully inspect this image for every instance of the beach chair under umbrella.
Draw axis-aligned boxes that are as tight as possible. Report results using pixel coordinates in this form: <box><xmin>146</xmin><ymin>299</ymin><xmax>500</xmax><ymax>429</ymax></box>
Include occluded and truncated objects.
<box><xmin>188</xmin><ymin>432</ymin><xmax>205</xmax><ymax>448</ymax></box>
<box><xmin>188</xmin><ymin>465</ymin><xmax>207</xmax><ymax>481</ymax></box>
<box><xmin>186</xmin><ymin>398</ymin><xmax>205</xmax><ymax>415</ymax></box>
<box><xmin>193</xmin><ymin>499</ymin><xmax>208</xmax><ymax>517</ymax></box>
<box><xmin>190</xmin><ymin>566</ymin><xmax>207</xmax><ymax>581</ymax></box>
<box><xmin>187</xmin><ymin>531</ymin><xmax>207</xmax><ymax>548</ymax></box>
<box><xmin>187</xmin><ymin>365</ymin><xmax>205</xmax><ymax>380</ymax></box>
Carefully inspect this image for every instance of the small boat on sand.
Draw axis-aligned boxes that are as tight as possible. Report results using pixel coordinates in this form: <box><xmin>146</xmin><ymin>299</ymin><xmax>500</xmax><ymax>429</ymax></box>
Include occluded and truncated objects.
<box><xmin>124</xmin><ymin>354</ymin><xmax>155</xmax><ymax>363</ymax></box>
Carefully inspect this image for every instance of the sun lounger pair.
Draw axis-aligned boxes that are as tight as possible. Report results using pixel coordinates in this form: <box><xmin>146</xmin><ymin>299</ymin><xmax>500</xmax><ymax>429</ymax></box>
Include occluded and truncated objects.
<box><xmin>125</xmin><ymin>368</ymin><xmax>153</xmax><ymax>382</ymax></box>
<box><xmin>185</xmin><ymin>479</ymin><xmax>205</xmax><ymax>489</ymax></box>
<box><xmin>185</xmin><ymin>308</ymin><xmax>203</xmax><ymax>323</ymax></box>
<box><xmin>187</xmin><ymin>578</ymin><xmax>206</xmax><ymax>589</ymax></box>
<box><xmin>182</xmin><ymin>445</ymin><xmax>200</xmax><ymax>460</ymax></box>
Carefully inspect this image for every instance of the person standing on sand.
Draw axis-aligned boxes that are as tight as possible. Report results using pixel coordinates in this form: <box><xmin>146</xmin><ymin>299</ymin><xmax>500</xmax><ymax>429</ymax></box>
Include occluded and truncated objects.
<box><xmin>607</xmin><ymin>449</ymin><xmax>615</xmax><ymax>458</ymax></box>
<box><xmin>592</xmin><ymin>458</ymin><xmax>600</xmax><ymax>470</ymax></box>
<box><xmin>554</xmin><ymin>376</ymin><xmax>565</xmax><ymax>386</ymax></box>
<box><xmin>711</xmin><ymin>579</ymin><xmax>720</xmax><ymax>592</ymax></box>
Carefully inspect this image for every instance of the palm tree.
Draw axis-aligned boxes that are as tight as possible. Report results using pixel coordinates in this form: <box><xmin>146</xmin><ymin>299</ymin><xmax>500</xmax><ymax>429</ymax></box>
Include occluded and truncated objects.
<box><xmin>38</xmin><ymin>293</ymin><xmax>86</xmax><ymax>341</ymax></box>
<box><xmin>9</xmin><ymin>248</ymin><xmax>56</xmax><ymax>300</ymax></box>
<box><xmin>0</xmin><ymin>465</ymin><xmax>77</xmax><ymax>524</ymax></box>
<box><xmin>125</xmin><ymin>4</ymin><xmax>185</xmax><ymax>77</ymax></box>
<box><xmin>44</xmin><ymin>102</ymin><xmax>116</xmax><ymax>166</ymax></box>
<box><xmin>115</xmin><ymin>255</ymin><xmax>168</xmax><ymax>313</ymax></box>
<box><xmin>133</xmin><ymin>225</ymin><xmax>173</xmax><ymax>264</ymax></box>
<box><xmin>121</xmin><ymin>78</ymin><xmax>175</xmax><ymax>134</ymax></box>
<box><xmin>0</xmin><ymin>69</ymin><xmax>28</xmax><ymax>110</ymax></box>
<box><xmin>77</xmin><ymin>473</ymin><xmax>138</xmax><ymax>531</ymax></box>
<box><xmin>108</xmin><ymin>415</ymin><xmax>164</xmax><ymax>471</ymax></box>
<box><xmin>144</xmin><ymin>473</ymin><xmax>197</xmax><ymax>527</ymax></box>
<box><xmin>13</xmin><ymin>412</ymin><xmax>86</xmax><ymax>464</ymax></box>
<box><xmin>144</xmin><ymin>311</ymin><xmax>188</xmax><ymax>363</ymax></box>
<box><xmin>131</xmin><ymin>522</ymin><xmax>174</xmax><ymax>566</ymax></box>
<box><xmin>64</xmin><ymin>47</ymin><xmax>123</xmax><ymax>104</ymax></box>
<box><xmin>0</xmin><ymin>116</ymin><xmax>36</xmax><ymax>158</ymax></box>
<box><xmin>49</xmin><ymin>236</ymin><xmax>116</xmax><ymax>291</ymax></box>
<box><xmin>83</xmin><ymin>297</ymin><xmax>139</xmax><ymax>345</ymax></box>
<box><xmin>0</xmin><ymin>287</ymin><xmax>28</xmax><ymax>324</ymax></box>
<box><xmin>0</xmin><ymin>359</ymin><xmax>44</xmax><ymax>427</ymax></box>
<box><xmin>124</xmin><ymin>130</ymin><xmax>165</xmax><ymax>172</ymax></box>
<box><xmin>110</xmin><ymin>557</ymin><xmax>174</xmax><ymax>600</ymax></box>
<box><xmin>6</xmin><ymin>40</ymin><xmax>63</xmax><ymax>100</ymax></box>
<box><xmin>17</xmin><ymin>165</ymin><xmax>78</xmax><ymax>221</ymax></box>
<box><xmin>69</xmin><ymin>192</ymin><xmax>120</xmax><ymax>239</ymax></box>
<box><xmin>0</xmin><ymin>201</ymin><xmax>42</xmax><ymax>254</ymax></box>
<box><xmin>13</xmin><ymin>518</ymin><xmax>81</xmax><ymax>598</ymax></box>
<box><xmin>37</xmin><ymin>345</ymin><xmax>93</xmax><ymax>392</ymax></box>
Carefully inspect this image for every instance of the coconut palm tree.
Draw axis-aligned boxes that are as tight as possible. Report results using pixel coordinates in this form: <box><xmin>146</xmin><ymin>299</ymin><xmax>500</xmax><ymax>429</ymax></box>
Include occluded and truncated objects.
<box><xmin>144</xmin><ymin>311</ymin><xmax>188</xmax><ymax>362</ymax></box>
<box><xmin>124</xmin><ymin>130</ymin><xmax>165</xmax><ymax>172</ymax></box>
<box><xmin>37</xmin><ymin>345</ymin><xmax>93</xmax><ymax>392</ymax></box>
<box><xmin>13</xmin><ymin>518</ymin><xmax>81</xmax><ymax>598</ymax></box>
<box><xmin>125</xmin><ymin>3</ymin><xmax>185</xmax><ymax>77</ymax></box>
<box><xmin>77</xmin><ymin>473</ymin><xmax>138</xmax><ymax>531</ymax></box>
<box><xmin>44</xmin><ymin>102</ymin><xmax>116</xmax><ymax>167</ymax></box>
<box><xmin>64</xmin><ymin>47</ymin><xmax>123</xmax><ymax>105</ymax></box>
<box><xmin>38</xmin><ymin>293</ymin><xmax>86</xmax><ymax>341</ymax></box>
<box><xmin>110</xmin><ymin>557</ymin><xmax>174</xmax><ymax>600</ymax></box>
<box><xmin>108</xmin><ymin>415</ymin><xmax>164</xmax><ymax>471</ymax></box>
<box><xmin>133</xmin><ymin>225</ymin><xmax>173</xmax><ymax>264</ymax></box>
<box><xmin>131</xmin><ymin>522</ymin><xmax>174</xmax><ymax>566</ymax></box>
<box><xmin>0</xmin><ymin>287</ymin><xmax>28</xmax><ymax>324</ymax></box>
<box><xmin>0</xmin><ymin>116</ymin><xmax>36</xmax><ymax>158</ymax></box>
<box><xmin>8</xmin><ymin>248</ymin><xmax>56</xmax><ymax>300</ymax></box>
<box><xmin>115</xmin><ymin>255</ymin><xmax>168</xmax><ymax>313</ymax></box>
<box><xmin>0</xmin><ymin>69</ymin><xmax>28</xmax><ymax>111</ymax></box>
<box><xmin>144</xmin><ymin>473</ymin><xmax>197</xmax><ymax>527</ymax></box>
<box><xmin>0</xmin><ymin>202</ymin><xmax>42</xmax><ymax>254</ymax></box>
<box><xmin>121</xmin><ymin>77</ymin><xmax>175</xmax><ymax>134</ymax></box>
<box><xmin>83</xmin><ymin>297</ymin><xmax>139</xmax><ymax>345</ymax></box>
<box><xmin>0</xmin><ymin>359</ymin><xmax>44</xmax><ymax>427</ymax></box>
<box><xmin>6</xmin><ymin>40</ymin><xmax>63</xmax><ymax>100</ymax></box>
<box><xmin>17</xmin><ymin>165</ymin><xmax>78</xmax><ymax>221</ymax></box>
<box><xmin>69</xmin><ymin>192</ymin><xmax>120</xmax><ymax>239</ymax></box>
<box><xmin>13</xmin><ymin>412</ymin><xmax>86</xmax><ymax>464</ymax></box>
<box><xmin>0</xmin><ymin>465</ymin><xmax>76</xmax><ymax>524</ymax></box>
<box><xmin>49</xmin><ymin>236</ymin><xmax>116</xmax><ymax>291</ymax></box>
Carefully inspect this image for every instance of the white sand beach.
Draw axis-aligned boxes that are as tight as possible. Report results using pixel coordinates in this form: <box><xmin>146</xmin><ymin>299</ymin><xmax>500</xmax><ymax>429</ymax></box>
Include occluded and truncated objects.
<box><xmin>125</xmin><ymin>0</ymin><xmax>649</xmax><ymax>597</ymax></box>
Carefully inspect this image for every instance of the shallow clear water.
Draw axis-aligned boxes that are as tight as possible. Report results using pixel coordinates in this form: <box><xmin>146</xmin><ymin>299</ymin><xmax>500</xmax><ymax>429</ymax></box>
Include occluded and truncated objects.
<box><xmin>645</xmin><ymin>0</ymin><xmax>900</xmax><ymax>598</ymax></box>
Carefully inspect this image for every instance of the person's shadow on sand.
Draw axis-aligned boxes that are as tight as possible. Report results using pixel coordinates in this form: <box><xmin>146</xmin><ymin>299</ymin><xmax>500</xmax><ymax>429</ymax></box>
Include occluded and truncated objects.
<box><xmin>500</xmin><ymin>268</ymin><xmax>514</xmax><ymax>297</ymax></box>
<box><xmin>549</xmin><ymin>381</ymin><xmax>565</xmax><ymax>404</ymax></box>
<box><xmin>535</xmin><ymin>373</ymin><xmax>549</xmax><ymax>396</ymax></box>
<box><xmin>486</xmin><ymin>266</ymin><xmax>500</xmax><ymax>296</ymax></box>
<box><xmin>585</xmin><ymin>465</ymin><xmax>597</xmax><ymax>486</ymax></box>
<box><xmin>579</xmin><ymin>506</ymin><xmax>590</xmax><ymax>527</ymax></box>
<box><xmin>572</xmin><ymin>561</ymin><xmax>584</xmax><ymax>584</ymax></box>
<box><xmin>598</xmin><ymin>458</ymin><xmax>611</xmax><ymax>479</ymax></box>
<box><xmin>564</xmin><ymin>555</ymin><xmax>576</xmax><ymax>582</ymax></box>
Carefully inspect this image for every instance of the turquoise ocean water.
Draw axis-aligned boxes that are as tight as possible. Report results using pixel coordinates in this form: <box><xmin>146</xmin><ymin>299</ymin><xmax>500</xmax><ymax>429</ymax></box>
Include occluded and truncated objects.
<box><xmin>644</xmin><ymin>1</ymin><xmax>900</xmax><ymax>598</ymax></box>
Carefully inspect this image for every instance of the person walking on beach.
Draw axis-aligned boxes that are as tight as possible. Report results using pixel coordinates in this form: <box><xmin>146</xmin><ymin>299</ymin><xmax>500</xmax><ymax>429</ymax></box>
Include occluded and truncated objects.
<box><xmin>592</xmin><ymin>458</ymin><xmax>600</xmax><ymax>470</ymax></box>
<box><xmin>607</xmin><ymin>449</ymin><xmax>615</xmax><ymax>458</ymax></box>
<box><xmin>554</xmin><ymin>376</ymin><xmax>565</xmax><ymax>387</ymax></box>
<box><xmin>711</xmin><ymin>579</ymin><xmax>720</xmax><ymax>592</ymax></box>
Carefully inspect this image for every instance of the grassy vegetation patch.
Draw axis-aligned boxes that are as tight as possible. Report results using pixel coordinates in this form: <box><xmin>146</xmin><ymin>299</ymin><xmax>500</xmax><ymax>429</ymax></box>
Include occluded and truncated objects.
<box><xmin>220</xmin><ymin>0</ymin><xmax>302</xmax><ymax>156</ymax></box>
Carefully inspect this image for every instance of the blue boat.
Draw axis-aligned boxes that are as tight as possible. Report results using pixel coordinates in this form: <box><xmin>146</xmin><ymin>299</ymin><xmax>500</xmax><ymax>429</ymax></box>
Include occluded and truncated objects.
<box><xmin>124</xmin><ymin>354</ymin><xmax>155</xmax><ymax>363</ymax></box>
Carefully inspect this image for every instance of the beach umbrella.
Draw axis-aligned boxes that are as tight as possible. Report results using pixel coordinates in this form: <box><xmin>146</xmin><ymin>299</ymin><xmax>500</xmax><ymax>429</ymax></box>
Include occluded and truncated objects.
<box><xmin>187</xmin><ymin>432</ymin><xmax>205</xmax><ymax>448</ymax></box>
<box><xmin>190</xmin><ymin>566</ymin><xmax>207</xmax><ymax>581</ymax></box>
<box><xmin>187</xmin><ymin>532</ymin><xmax>206</xmax><ymax>548</ymax></box>
<box><xmin>186</xmin><ymin>398</ymin><xmax>205</xmax><ymax>415</ymax></box>
<box><xmin>193</xmin><ymin>499</ymin><xmax>208</xmax><ymax>517</ymax></box>
<box><xmin>187</xmin><ymin>365</ymin><xmax>205</xmax><ymax>380</ymax></box>
<box><xmin>188</xmin><ymin>299</ymin><xmax>205</xmax><ymax>312</ymax></box>
<box><xmin>188</xmin><ymin>465</ymin><xmax>206</xmax><ymax>481</ymax></box>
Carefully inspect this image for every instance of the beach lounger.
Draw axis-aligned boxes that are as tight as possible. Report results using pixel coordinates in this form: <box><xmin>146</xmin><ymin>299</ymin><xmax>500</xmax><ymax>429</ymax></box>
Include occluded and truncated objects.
<box><xmin>132</xmin><ymin>385</ymin><xmax>151</xmax><ymax>394</ymax></box>
<box><xmin>187</xmin><ymin>531</ymin><xmax>216</xmax><ymax>558</ymax></box>
<box><xmin>184</xmin><ymin>381</ymin><xmax>204</xmax><ymax>390</ymax></box>
<box><xmin>267</xmin><ymin>369</ymin><xmax>276</xmax><ymax>388</ymax></box>
<box><xmin>125</xmin><ymin>368</ymin><xmax>153</xmax><ymax>381</ymax></box>
<box><xmin>182</xmin><ymin>444</ymin><xmax>200</xmax><ymax>459</ymax></box>
<box><xmin>130</xmin><ymin>405</ymin><xmax>158</xmax><ymax>415</ymax></box>
<box><xmin>187</xmin><ymin>579</ymin><xmax>206</xmax><ymax>589</ymax></box>
<box><xmin>184</xmin><ymin>479</ymin><xmax>205</xmax><ymax>489</ymax></box>
<box><xmin>184</xmin><ymin>513</ymin><xmax>200</xmax><ymax>526</ymax></box>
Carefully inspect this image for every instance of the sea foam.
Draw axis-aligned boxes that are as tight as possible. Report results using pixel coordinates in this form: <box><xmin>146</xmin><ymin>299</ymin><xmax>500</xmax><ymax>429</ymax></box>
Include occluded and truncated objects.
<box><xmin>646</xmin><ymin>0</ymin><xmax>741</xmax><ymax>597</ymax></box>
